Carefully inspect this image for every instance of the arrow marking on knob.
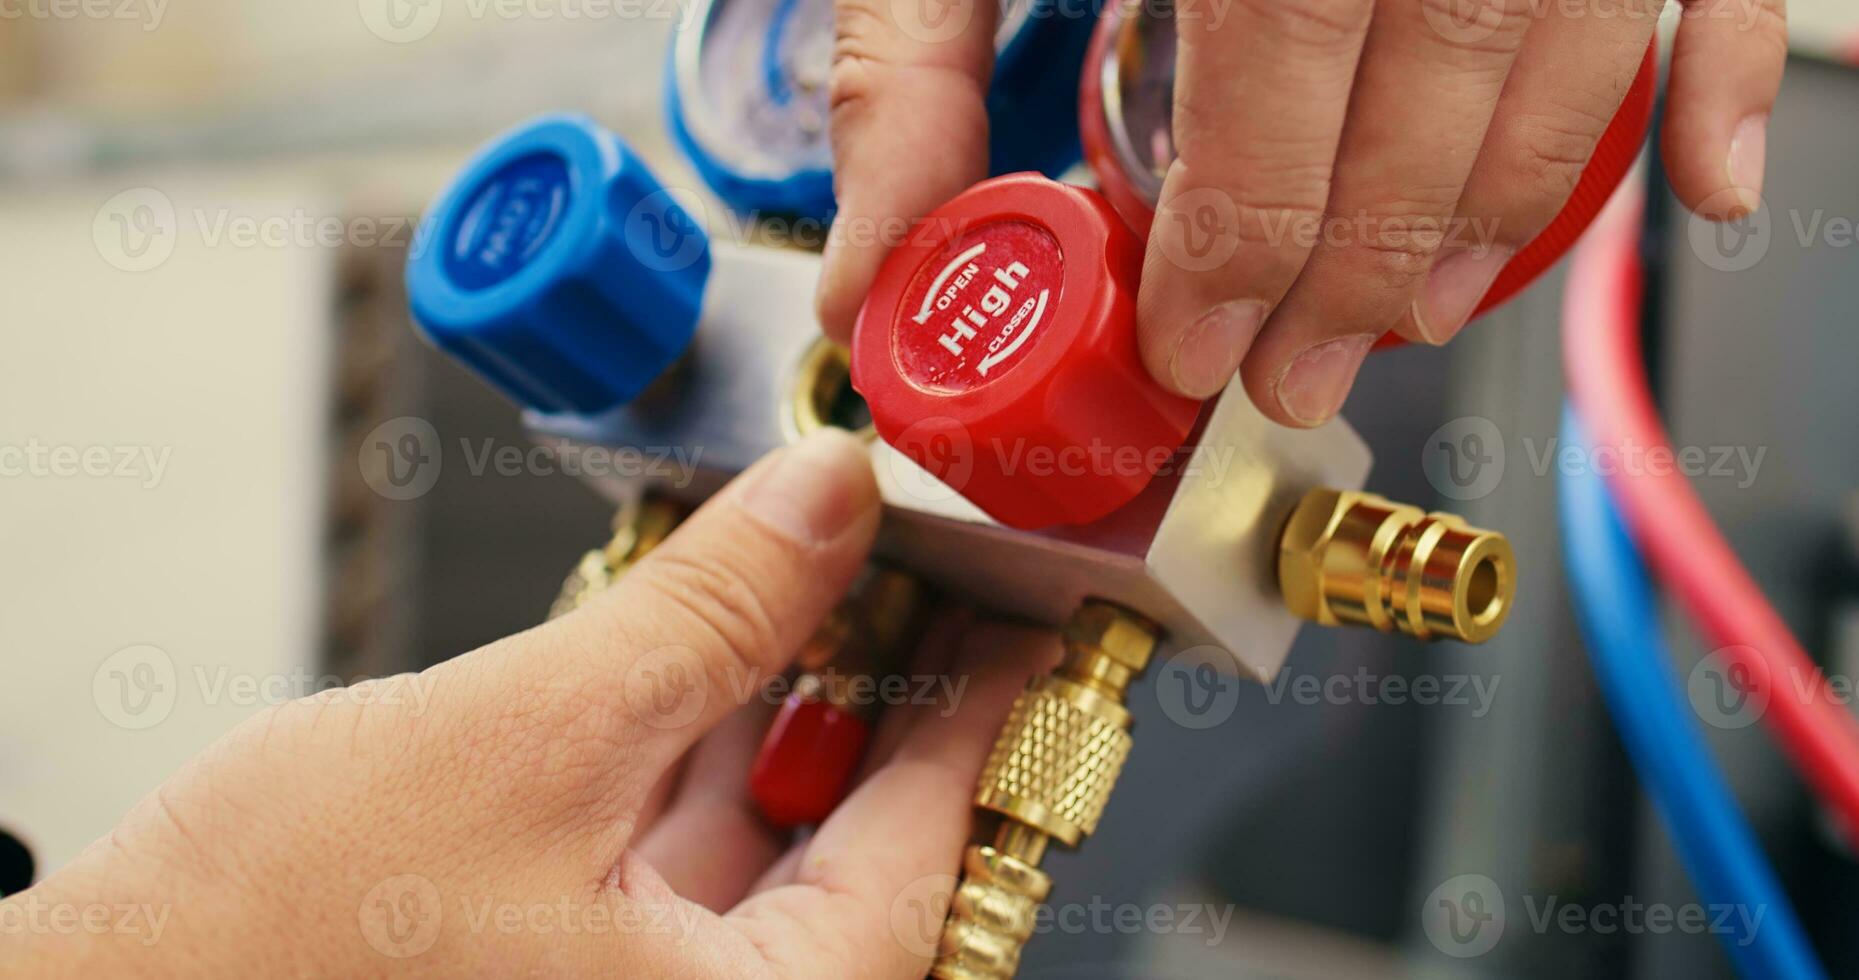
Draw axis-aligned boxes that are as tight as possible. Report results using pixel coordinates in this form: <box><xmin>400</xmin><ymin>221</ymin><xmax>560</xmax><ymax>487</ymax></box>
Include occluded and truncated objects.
<box><xmin>977</xmin><ymin>289</ymin><xmax>1048</xmax><ymax>377</ymax></box>
<box><xmin>912</xmin><ymin>242</ymin><xmax>989</xmax><ymax>324</ymax></box>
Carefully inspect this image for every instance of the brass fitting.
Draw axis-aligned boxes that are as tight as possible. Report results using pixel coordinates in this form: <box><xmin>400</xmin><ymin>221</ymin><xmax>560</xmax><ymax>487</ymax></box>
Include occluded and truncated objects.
<box><xmin>786</xmin><ymin>337</ymin><xmax>874</xmax><ymax>441</ymax></box>
<box><xmin>548</xmin><ymin>496</ymin><xmax>686</xmax><ymax>619</ymax></box>
<box><xmin>1278</xmin><ymin>488</ymin><xmax>1515</xmax><ymax>644</ymax></box>
<box><xmin>933</xmin><ymin>602</ymin><xmax>1159</xmax><ymax>980</ymax></box>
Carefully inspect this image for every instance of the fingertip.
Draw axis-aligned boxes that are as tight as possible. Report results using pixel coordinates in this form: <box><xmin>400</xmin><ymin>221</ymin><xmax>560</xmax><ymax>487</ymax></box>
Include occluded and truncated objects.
<box><xmin>733</xmin><ymin>428</ymin><xmax>882</xmax><ymax>551</ymax></box>
<box><xmin>1662</xmin><ymin>111</ymin><xmax>1768</xmax><ymax>222</ymax></box>
<box><xmin>1136</xmin><ymin>269</ymin><xmax>1267</xmax><ymax>400</ymax></box>
<box><xmin>1241</xmin><ymin>330</ymin><xmax>1374</xmax><ymax>429</ymax></box>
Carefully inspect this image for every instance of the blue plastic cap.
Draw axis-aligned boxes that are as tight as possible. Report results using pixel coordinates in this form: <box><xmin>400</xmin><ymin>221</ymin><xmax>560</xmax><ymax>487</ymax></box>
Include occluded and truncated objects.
<box><xmin>407</xmin><ymin>114</ymin><xmax>711</xmax><ymax>415</ymax></box>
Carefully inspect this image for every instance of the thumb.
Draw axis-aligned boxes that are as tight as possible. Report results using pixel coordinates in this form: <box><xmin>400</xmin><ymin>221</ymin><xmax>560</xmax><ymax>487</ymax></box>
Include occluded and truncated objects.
<box><xmin>476</xmin><ymin>429</ymin><xmax>882</xmax><ymax>820</ymax></box>
<box><xmin>815</xmin><ymin>0</ymin><xmax>997</xmax><ymax>342</ymax></box>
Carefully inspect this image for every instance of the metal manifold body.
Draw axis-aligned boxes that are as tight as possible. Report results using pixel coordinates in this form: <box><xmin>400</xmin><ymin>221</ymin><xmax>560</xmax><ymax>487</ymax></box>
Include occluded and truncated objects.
<box><xmin>530</xmin><ymin>241</ymin><xmax>1375</xmax><ymax>681</ymax></box>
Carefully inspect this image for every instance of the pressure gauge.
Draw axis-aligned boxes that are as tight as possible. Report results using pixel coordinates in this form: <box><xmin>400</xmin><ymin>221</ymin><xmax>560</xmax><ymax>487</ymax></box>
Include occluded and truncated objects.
<box><xmin>669</xmin><ymin>0</ymin><xmax>1098</xmax><ymax>221</ymax></box>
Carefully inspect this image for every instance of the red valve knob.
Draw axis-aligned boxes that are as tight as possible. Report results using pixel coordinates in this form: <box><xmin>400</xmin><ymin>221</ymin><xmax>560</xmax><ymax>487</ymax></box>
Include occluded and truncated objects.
<box><xmin>749</xmin><ymin>692</ymin><xmax>872</xmax><ymax>829</ymax></box>
<box><xmin>851</xmin><ymin>173</ymin><xmax>1201</xmax><ymax>530</ymax></box>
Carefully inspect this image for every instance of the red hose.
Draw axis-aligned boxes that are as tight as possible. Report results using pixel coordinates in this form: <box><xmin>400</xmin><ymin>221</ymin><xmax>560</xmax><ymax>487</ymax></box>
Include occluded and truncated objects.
<box><xmin>1563</xmin><ymin>180</ymin><xmax>1859</xmax><ymax>844</ymax></box>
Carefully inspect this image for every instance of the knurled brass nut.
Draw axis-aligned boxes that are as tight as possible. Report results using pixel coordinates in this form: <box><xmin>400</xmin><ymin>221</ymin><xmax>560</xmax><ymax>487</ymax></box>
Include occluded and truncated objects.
<box><xmin>1062</xmin><ymin>602</ymin><xmax>1159</xmax><ymax>673</ymax></box>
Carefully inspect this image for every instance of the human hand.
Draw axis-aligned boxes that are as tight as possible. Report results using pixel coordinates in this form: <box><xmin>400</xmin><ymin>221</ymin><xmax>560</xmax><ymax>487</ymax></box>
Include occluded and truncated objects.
<box><xmin>815</xmin><ymin>0</ymin><xmax>1785</xmax><ymax>426</ymax></box>
<box><xmin>5</xmin><ymin>430</ymin><xmax>1058</xmax><ymax>977</ymax></box>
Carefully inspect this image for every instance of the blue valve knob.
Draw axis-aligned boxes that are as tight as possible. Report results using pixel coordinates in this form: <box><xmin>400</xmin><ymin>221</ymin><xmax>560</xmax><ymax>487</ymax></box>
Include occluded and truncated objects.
<box><xmin>406</xmin><ymin>114</ymin><xmax>711</xmax><ymax>415</ymax></box>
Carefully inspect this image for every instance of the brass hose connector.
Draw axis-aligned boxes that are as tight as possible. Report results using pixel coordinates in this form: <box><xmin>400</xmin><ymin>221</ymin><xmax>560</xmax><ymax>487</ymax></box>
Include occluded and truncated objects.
<box><xmin>933</xmin><ymin>602</ymin><xmax>1160</xmax><ymax>980</ymax></box>
<box><xmin>548</xmin><ymin>496</ymin><xmax>686</xmax><ymax>619</ymax></box>
<box><xmin>1278</xmin><ymin>488</ymin><xmax>1516</xmax><ymax>643</ymax></box>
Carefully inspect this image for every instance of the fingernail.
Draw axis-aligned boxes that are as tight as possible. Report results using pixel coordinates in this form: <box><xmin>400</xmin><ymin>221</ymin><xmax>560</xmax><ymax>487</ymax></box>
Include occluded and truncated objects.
<box><xmin>1413</xmin><ymin>246</ymin><xmax>1514</xmax><ymax>345</ymax></box>
<box><xmin>1275</xmin><ymin>333</ymin><xmax>1375</xmax><ymax>427</ymax></box>
<box><xmin>1728</xmin><ymin>114</ymin><xmax>1768</xmax><ymax>218</ymax></box>
<box><xmin>1169</xmin><ymin>300</ymin><xmax>1267</xmax><ymax>397</ymax></box>
<box><xmin>738</xmin><ymin>430</ymin><xmax>874</xmax><ymax>545</ymax></box>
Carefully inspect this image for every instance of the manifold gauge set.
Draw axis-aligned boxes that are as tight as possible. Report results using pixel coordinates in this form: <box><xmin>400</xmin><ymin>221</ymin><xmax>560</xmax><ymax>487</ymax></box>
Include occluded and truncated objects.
<box><xmin>399</xmin><ymin>2</ymin><xmax>1663</xmax><ymax>973</ymax></box>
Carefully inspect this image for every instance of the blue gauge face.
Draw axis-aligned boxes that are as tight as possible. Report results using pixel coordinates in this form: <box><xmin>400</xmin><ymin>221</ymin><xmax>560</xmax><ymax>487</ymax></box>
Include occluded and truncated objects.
<box><xmin>671</xmin><ymin>0</ymin><xmax>1090</xmax><ymax>214</ymax></box>
<box><xmin>686</xmin><ymin>0</ymin><xmax>1045</xmax><ymax>176</ymax></box>
<box><xmin>694</xmin><ymin>0</ymin><xmax>835</xmax><ymax>176</ymax></box>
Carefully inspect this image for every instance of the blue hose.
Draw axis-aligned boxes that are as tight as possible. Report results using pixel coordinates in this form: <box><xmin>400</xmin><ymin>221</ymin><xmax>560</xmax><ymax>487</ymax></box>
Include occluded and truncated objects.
<box><xmin>1558</xmin><ymin>406</ymin><xmax>1823</xmax><ymax>979</ymax></box>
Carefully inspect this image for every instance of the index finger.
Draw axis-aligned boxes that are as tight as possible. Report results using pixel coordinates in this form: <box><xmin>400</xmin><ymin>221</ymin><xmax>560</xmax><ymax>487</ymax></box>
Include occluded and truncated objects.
<box><xmin>815</xmin><ymin>0</ymin><xmax>998</xmax><ymax>342</ymax></box>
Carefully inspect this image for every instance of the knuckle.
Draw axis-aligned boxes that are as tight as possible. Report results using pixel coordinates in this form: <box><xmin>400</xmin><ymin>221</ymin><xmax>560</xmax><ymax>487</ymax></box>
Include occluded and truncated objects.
<box><xmin>1497</xmin><ymin>109</ymin><xmax>1611</xmax><ymax>234</ymax></box>
<box><xmin>1230</xmin><ymin>197</ymin><xmax>1329</xmax><ymax>257</ymax></box>
<box><xmin>827</xmin><ymin>49</ymin><xmax>880</xmax><ymax>120</ymax></box>
<box><xmin>1336</xmin><ymin>202</ymin><xmax>1457</xmax><ymax>287</ymax></box>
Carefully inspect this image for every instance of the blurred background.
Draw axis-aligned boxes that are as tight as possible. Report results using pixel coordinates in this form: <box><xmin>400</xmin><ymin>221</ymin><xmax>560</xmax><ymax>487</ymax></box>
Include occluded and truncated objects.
<box><xmin>2</xmin><ymin>3</ymin><xmax>1857</xmax><ymax>977</ymax></box>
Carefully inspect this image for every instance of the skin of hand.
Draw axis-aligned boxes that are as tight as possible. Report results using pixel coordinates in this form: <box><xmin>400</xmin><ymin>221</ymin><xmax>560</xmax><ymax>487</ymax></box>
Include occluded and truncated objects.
<box><xmin>3</xmin><ymin>429</ymin><xmax>1060</xmax><ymax>978</ymax></box>
<box><xmin>814</xmin><ymin>0</ymin><xmax>1787</xmax><ymax>427</ymax></box>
